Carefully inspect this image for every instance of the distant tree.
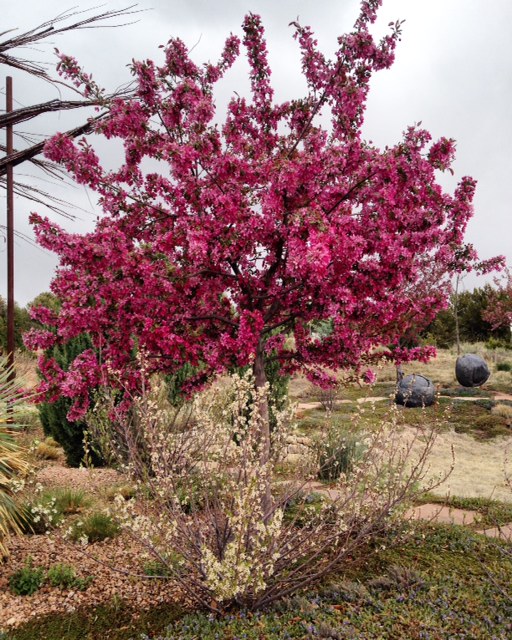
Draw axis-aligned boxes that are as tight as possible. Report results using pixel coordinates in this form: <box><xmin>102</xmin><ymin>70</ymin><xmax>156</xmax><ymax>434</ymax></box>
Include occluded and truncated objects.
<box><xmin>424</xmin><ymin>284</ymin><xmax>510</xmax><ymax>347</ymax></box>
<box><xmin>0</xmin><ymin>297</ymin><xmax>32</xmax><ymax>352</ymax></box>
<box><xmin>27</xmin><ymin>291</ymin><xmax>61</xmax><ymax>316</ymax></box>
<box><xmin>483</xmin><ymin>269</ymin><xmax>512</xmax><ymax>336</ymax></box>
<box><xmin>423</xmin><ymin>307</ymin><xmax>456</xmax><ymax>349</ymax></box>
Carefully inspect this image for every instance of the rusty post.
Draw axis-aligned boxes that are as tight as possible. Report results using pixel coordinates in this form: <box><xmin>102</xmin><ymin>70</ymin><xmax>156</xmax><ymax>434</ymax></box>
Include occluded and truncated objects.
<box><xmin>6</xmin><ymin>76</ymin><xmax>15</xmax><ymax>417</ymax></box>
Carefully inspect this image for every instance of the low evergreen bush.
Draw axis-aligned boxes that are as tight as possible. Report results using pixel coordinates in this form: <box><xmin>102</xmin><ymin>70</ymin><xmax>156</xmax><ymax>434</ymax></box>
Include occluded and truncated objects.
<box><xmin>38</xmin><ymin>334</ymin><xmax>105</xmax><ymax>468</ymax></box>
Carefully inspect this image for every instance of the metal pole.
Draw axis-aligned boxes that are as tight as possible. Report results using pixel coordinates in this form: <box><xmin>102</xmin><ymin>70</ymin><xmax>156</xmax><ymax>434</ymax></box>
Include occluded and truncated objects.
<box><xmin>6</xmin><ymin>76</ymin><xmax>15</xmax><ymax>414</ymax></box>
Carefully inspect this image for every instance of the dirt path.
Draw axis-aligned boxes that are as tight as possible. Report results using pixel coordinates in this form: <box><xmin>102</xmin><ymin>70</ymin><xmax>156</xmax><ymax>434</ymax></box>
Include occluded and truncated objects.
<box><xmin>406</xmin><ymin>503</ymin><xmax>512</xmax><ymax>541</ymax></box>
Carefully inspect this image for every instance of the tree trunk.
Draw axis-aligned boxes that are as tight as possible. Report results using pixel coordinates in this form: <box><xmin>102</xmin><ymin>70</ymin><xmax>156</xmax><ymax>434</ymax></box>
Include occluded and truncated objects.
<box><xmin>253</xmin><ymin>347</ymin><xmax>273</xmax><ymax>520</ymax></box>
<box><xmin>454</xmin><ymin>274</ymin><xmax>461</xmax><ymax>356</ymax></box>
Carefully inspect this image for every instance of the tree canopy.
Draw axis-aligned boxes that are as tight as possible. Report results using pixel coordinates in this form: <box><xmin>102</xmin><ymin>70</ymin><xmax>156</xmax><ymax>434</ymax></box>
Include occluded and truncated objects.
<box><xmin>26</xmin><ymin>0</ymin><xmax>498</xmax><ymax>422</ymax></box>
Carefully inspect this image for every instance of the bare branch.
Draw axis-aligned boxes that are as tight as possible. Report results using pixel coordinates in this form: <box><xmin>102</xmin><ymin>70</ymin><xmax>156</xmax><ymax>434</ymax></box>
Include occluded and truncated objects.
<box><xmin>0</xmin><ymin>114</ymin><xmax>105</xmax><ymax>175</ymax></box>
<box><xmin>0</xmin><ymin>6</ymin><xmax>142</xmax><ymax>80</ymax></box>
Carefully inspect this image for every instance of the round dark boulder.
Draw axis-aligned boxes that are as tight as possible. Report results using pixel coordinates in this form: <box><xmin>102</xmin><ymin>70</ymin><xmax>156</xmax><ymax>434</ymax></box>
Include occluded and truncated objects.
<box><xmin>455</xmin><ymin>354</ymin><xmax>490</xmax><ymax>387</ymax></box>
<box><xmin>395</xmin><ymin>374</ymin><xmax>436</xmax><ymax>408</ymax></box>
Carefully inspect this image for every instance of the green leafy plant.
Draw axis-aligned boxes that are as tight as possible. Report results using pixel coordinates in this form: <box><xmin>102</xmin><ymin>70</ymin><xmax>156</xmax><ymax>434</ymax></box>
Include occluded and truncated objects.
<box><xmin>47</xmin><ymin>563</ymin><xmax>93</xmax><ymax>590</ymax></box>
<box><xmin>47</xmin><ymin>563</ymin><xmax>77</xmax><ymax>588</ymax></box>
<box><xmin>496</xmin><ymin>362</ymin><xmax>512</xmax><ymax>372</ymax></box>
<box><xmin>9</xmin><ymin>557</ymin><xmax>44</xmax><ymax>595</ymax></box>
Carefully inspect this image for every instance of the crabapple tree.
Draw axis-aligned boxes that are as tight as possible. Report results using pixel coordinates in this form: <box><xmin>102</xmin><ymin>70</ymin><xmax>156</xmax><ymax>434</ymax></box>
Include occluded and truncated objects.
<box><xmin>27</xmin><ymin>0</ymin><xmax>491</xmax><ymax>472</ymax></box>
<box><xmin>483</xmin><ymin>269</ymin><xmax>512</xmax><ymax>334</ymax></box>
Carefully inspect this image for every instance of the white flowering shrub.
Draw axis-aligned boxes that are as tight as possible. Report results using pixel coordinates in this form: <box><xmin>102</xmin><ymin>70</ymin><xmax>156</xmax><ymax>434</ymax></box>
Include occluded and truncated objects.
<box><xmin>106</xmin><ymin>372</ymin><xmax>448</xmax><ymax>612</ymax></box>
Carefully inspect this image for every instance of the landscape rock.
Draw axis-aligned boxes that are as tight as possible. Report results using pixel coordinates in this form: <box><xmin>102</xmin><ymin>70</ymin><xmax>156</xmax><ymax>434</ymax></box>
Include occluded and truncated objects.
<box><xmin>395</xmin><ymin>374</ymin><xmax>436</xmax><ymax>408</ymax></box>
<box><xmin>455</xmin><ymin>354</ymin><xmax>490</xmax><ymax>387</ymax></box>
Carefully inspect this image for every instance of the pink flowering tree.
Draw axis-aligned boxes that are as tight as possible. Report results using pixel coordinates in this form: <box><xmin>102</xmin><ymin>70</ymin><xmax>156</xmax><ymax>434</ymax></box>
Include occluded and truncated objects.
<box><xmin>27</xmin><ymin>1</ymin><xmax>493</xmax><ymax>472</ymax></box>
<box><xmin>483</xmin><ymin>268</ymin><xmax>512</xmax><ymax>334</ymax></box>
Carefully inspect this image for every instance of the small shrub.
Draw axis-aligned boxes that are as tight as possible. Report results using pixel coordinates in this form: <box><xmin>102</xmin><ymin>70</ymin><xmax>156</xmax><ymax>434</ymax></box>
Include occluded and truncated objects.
<box><xmin>112</xmin><ymin>373</ymin><xmax>443</xmax><ymax>612</ymax></box>
<box><xmin>70</xmin><ymin>512</ymin><xmax>120</xmax><ymax>543</ymax></box>
<box><xmin>496</xmin><ymin>362</ymin><xmax>512</xmax><ymax>372</ymax></box>
<box><xmin>105</xmin><ymin>483</ymin><xmax>137</xmax><ymax>501</ymax></box>
<box><xmin>34</xmin><ymin>440</ymin><xmax>61</xmax><ymax>460</ymax></box>
<box><xmin>486</xmin><ymin>338</ymin><xmax>512</xmax><ymax>351</ymax></box>
<box><xmin>52</xmin><ymin>488</ymin><xmax>91</xmax><ymax>515</ymax></box>
<box><xmin>19</xmin><ymin>495</ymin><xmax>61</xmax><ymax>534</ymax></box>
<box><xmin>9</xmin><ymin>557</ymin><xmax>44</xmax><ymax>595</ymax></box>
<box><xmin>47</xmin><ymin>563</ymin><xmax>93</xmax><ymax>590</ymax></box>
<box><xmin>47</xmin><ymin>563</ymin><xmax>76</xmax><ymax>588</ymax></box>
<box><xmin>316</xmin><ymin>423</ymin><xmax>366</xmax><ymax>482</ymax></box>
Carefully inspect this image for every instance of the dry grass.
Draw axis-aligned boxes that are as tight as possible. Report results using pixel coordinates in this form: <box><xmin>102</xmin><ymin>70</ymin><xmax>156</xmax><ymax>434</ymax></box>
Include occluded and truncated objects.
<box><xmin>492</xmin><ymin>404</ymin><xmax>512</xmax><ymax>422</ymax></box>
<box><xmin>407</xmin><ymin>428</ymin><xmax>512</xmax><ymax>502</ymax></box>
<box><xmin>291</xmin><ymin>345</ymin><xmax>512</xmax><ymax>504</ymax></box>
<box><xmin>34</xmin><ymin>440</ymin><xmax>61</xmax><ymax>461</ymax></box>
<box><xmin>13</xmin><ymin>352</ymin><xmax>39</xmax><ymax>390</ymax></box>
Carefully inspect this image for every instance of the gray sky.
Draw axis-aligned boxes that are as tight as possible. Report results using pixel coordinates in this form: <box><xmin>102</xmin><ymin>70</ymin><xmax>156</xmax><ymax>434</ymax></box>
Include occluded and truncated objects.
<box><xmin>1</xmin><ymin>0</ymin><xmax>511</xmax><ymax>305</ymax></box>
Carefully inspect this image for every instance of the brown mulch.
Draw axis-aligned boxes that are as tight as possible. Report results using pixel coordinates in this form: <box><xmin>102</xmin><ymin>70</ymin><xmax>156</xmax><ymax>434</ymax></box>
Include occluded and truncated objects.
<box><xmin>34</xmin><ymin>464</ymin><xmax>124</xmax><ymax>494</ymax></box>
<box><xmin>0</xmin><ymin>532</ymin><xmax>183</xmax><ymax>630</ymax></box>
<box><xmin>1</xmin><ymin>464</ymin><xmax>183</xmax><ymax>631</ymax></box>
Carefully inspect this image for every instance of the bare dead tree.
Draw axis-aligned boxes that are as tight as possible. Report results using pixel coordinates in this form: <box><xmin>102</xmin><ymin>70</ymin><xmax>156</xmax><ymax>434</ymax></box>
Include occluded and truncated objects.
<box><xmin>0</xmin><ymin>6</ymin><xmax>140</xmax><ymax>81</ymax></box>
<box><xmin>0</xmin><ymin>5</ymin><xmax>141</xmax><ymax>209</ymax></box>
<box><xmin>0</xmin><ymin>7</ymin><xmax>140</xmax><ymax>371</ymax></box>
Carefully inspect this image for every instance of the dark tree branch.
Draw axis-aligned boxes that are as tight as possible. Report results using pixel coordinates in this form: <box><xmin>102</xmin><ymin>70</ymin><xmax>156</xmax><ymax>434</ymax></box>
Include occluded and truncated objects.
<box><xmin>0</xmin><ymin>6</ymin><xmax>142</xmax><ymax>81</ymax></box>
<box><xmin>0</xmin><ymin>115</ymin><xmax>104</xmax><ymax>175</ymax></box>
<box><xmin>322</xmin><ymin>170</ymin><xmax>378</xmax><ymax>216</ymax></box>
<box><xmin>0</xmin><ymin>99</ymin><xmax>99</xmax><ymax>129</ymax></box>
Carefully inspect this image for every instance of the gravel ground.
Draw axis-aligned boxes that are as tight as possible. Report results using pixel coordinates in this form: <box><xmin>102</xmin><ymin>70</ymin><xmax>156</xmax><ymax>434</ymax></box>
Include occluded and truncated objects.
<box><xmin>35</xmin><ymin>464</ymin><xmax>123</xmax><ymax>493</ymax></box>
<box><xmin>0</xmin><ymin>532</ymin><xmax>182</xmax><ymax>630</ymax></box>
<box><xmin>1</xmin><ymin>465</ymin><xmax>183</xmax><ymax>631</ymax></box>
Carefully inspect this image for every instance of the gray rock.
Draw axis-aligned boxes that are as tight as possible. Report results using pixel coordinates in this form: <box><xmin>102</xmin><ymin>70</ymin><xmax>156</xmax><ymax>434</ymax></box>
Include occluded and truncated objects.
<box><xmin>455</xmin><ymin>354</ymin><xmax>490</xmax><ymax>387</ymax></box>
<box><xmin>395</xmin><ymin>374</ymin><xmax>436</xmax><ymax>408</ymax></box>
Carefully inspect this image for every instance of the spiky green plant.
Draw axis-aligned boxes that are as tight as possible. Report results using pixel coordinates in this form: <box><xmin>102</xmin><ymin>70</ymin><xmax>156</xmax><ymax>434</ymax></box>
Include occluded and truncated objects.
<box><xmin>0</xmin><ymin>355</ymin><xmax>31</xmax><ymax>557</ymax></box>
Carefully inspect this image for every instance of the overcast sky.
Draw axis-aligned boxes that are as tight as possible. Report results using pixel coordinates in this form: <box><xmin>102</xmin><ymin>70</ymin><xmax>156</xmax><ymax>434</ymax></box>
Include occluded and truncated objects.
<box><xmin>1</xmin><ymin>0</ymin><xmax>511</xmax><ymax>305</ymax></box>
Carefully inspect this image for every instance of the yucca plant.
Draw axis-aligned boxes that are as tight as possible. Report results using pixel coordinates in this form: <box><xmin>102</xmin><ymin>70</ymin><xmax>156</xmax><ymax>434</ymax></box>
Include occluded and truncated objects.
<box><xmin>0</xmin><ymin>355</ymin><xmax>31</xmax><ymax>557</ymax></box>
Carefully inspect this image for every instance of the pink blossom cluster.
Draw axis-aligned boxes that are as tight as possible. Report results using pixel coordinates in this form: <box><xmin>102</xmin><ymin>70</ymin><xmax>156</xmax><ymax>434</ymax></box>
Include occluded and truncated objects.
<box><xmin>55</xmin><ymin>49</ymin><xmax>104</xmax><ymax>101</ymax></box>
